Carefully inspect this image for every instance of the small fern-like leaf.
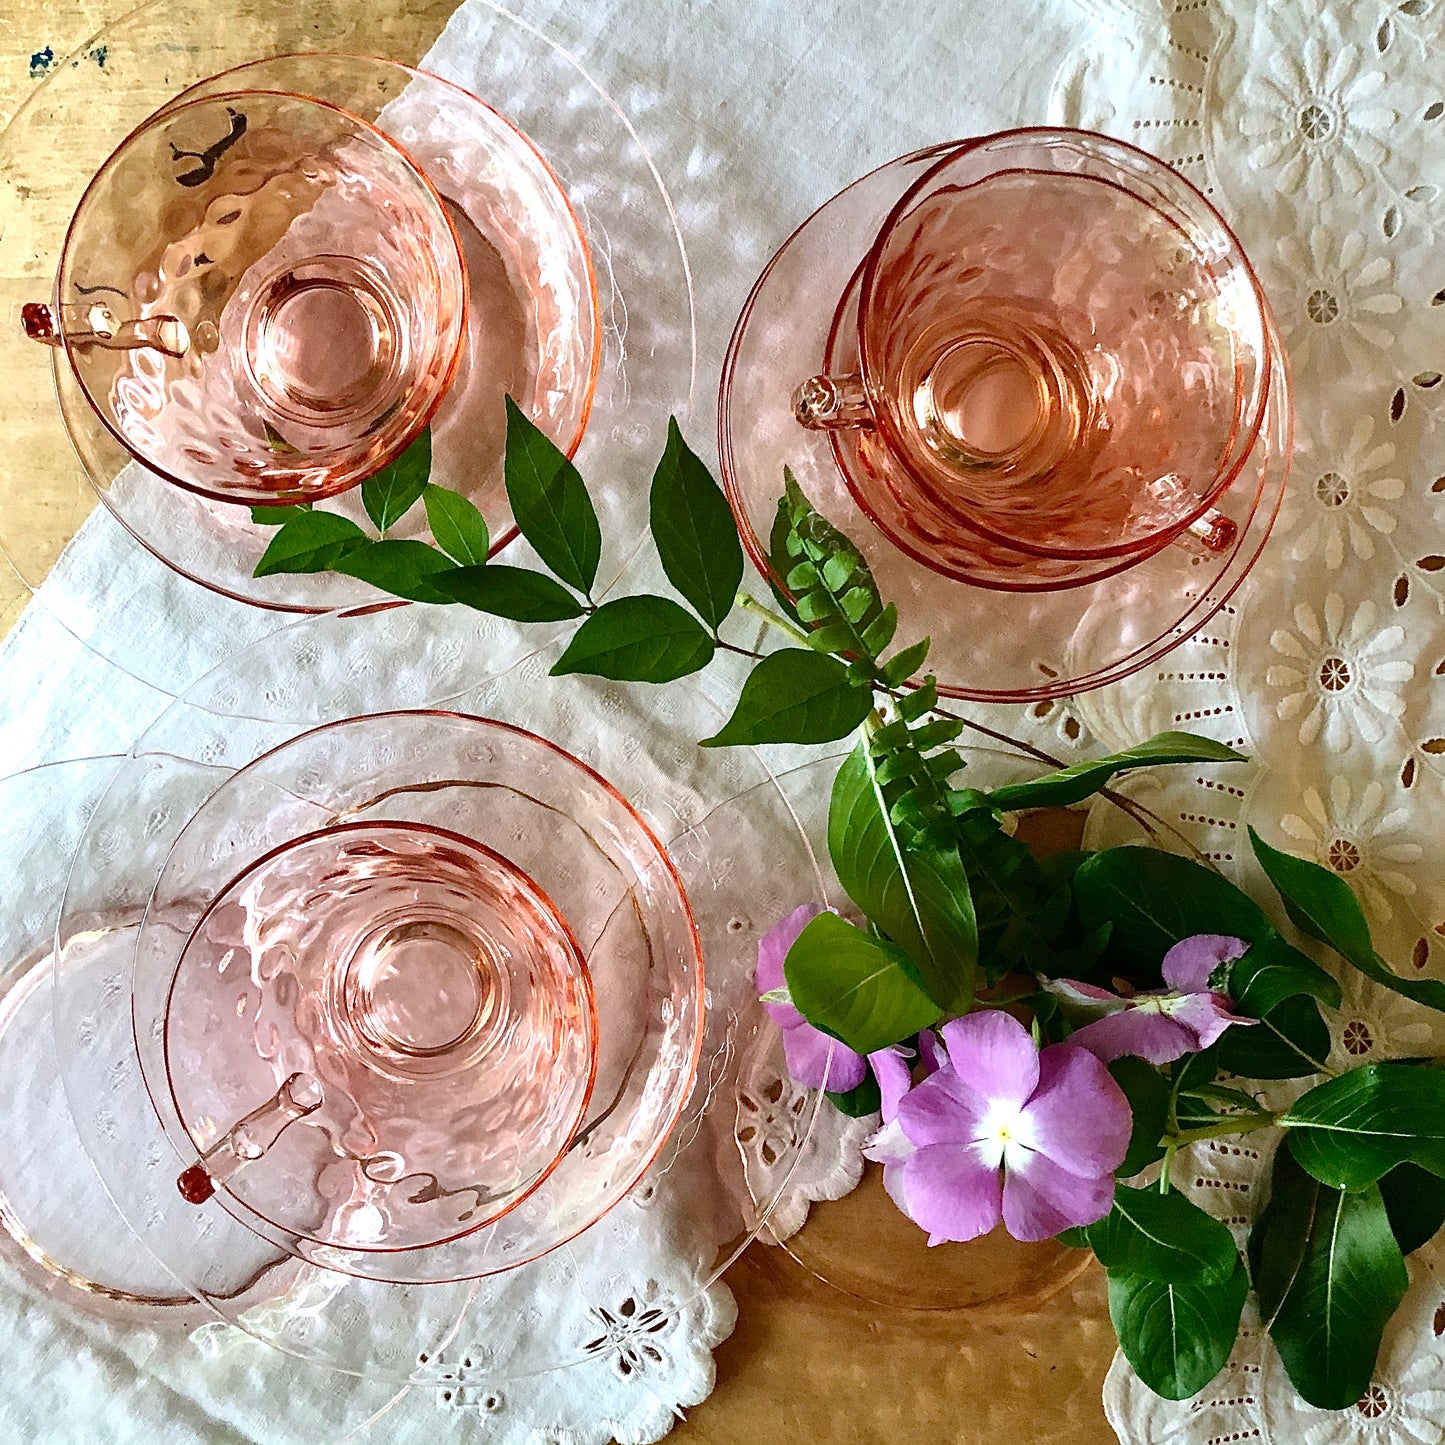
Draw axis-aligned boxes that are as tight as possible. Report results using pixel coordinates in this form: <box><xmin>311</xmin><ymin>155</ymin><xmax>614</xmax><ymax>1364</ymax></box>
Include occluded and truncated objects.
<box><xmin>772</xmin><ymin>471</ymin><xmax>891</xmax><ymax>666</ymax></box>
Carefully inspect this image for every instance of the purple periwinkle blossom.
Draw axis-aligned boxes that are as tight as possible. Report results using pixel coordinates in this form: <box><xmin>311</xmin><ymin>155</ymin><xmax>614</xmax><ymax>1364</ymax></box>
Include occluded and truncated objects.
<box><xmin>756</xmin><ymin>903</ymin><xmax>869</xmax><ymax>1092</ymax></box>
<box><xmin>862</xmin><ymin>1038</ymin><xmax>937</xmax><ymax>1213</ymax></box>
<box><xmin>1046</xmin><ymin>933</ymin><xmax>1255</xmax><ymax>1066</ymax></box>
<box><xmin>866</xmin><ymin>1012</ymin><xmax>1130</xmax><ymax>1244</ymax></box>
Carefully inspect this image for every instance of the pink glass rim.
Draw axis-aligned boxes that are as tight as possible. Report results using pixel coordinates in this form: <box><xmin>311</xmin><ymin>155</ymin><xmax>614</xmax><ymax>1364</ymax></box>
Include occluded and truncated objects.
<box><xmin>158</xmin><ymin>816</ymin><xmax>601</xmax><ymax>1253</ymax></box>
<box><xmin>849</xmin><ymin>126</ymin><xmax>1275</xmax><ymax>565</ymax></box>
<box><xmin>134</xmin><ymin>709</ymin><xmax>706</xmax><ymax>1263</ymax></box>
<box><xmin>55</xmin><ymin>87</ymin><xmax>471</xmax><ymax>506</ymax></box>
<box><xmin>167</xmin><ymin>53</ymin><xmax>605</xmax><ymax>552</ymax></box>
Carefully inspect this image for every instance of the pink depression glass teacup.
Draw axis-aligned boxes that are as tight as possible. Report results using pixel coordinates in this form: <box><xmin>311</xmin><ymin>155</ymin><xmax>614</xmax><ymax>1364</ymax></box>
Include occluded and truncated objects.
<box><xmin>793</xmin><ymin>128</ymin><xmax>1273</xmax><ymax>588</ymax></box>
<box><xmin>126</xmin><ymin>711</ymin><xmax>704</xmax><ymax>1283</ymax></box>
<box><xmin>23</xmin><ymin>90</ymin><xmax>468</xmax><ymax>505</ymax></box>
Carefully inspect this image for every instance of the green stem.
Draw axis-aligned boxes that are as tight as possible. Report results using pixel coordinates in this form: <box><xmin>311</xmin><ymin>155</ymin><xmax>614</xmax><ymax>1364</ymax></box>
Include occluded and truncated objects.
<box><xmin>1159</xmin><ymin>1145</ymin><xmax>1176</xmax><ymax>1194</ymax></box>
<box><xmin>715</xmin><ymin>639</ymin><xmax>767</xmax><ymax>662</ymax></box>
<box><xmin>931</xmin><ymin>704</ymin><xmax>1065</xmax><ymax>770</ymax></box>
<box><xmin>971</xmin><ymin>991</ymin><xmax>1040</xmax><ymax>1010</ymax></box>
<box><xmin>736</xmin><ymin>591</ymin><xmax>810</xmax><ymax>646</ymax></box>
<box><xmin>1185</xmin><ymin>1082</ymin><xmax>1273</xmax><ymax>1113</ymax></box>
<box><xmin>1164</xmin><ymin>1112</ymin><xmax>1280</xmax><ymax>1149</ymax></box>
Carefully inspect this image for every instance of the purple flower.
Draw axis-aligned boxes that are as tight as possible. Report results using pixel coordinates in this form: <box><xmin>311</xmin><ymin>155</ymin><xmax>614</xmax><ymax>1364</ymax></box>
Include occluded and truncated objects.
<box><xmin>862</xmin><ymin>1038</ymin><xmax>937</xmax><ymax>1213</ymax></box>
<box><xmin>1045</xmin><ymin>934</ymin><xmax>1255</xmax><ymax>1066</ymax></box>
<box><xmin>867</xmin><ymin>1012</ymin><xmax>1130</xmax><ymax>1245</ymax></box>
<box><xmin>756</xmin><ymin>904</ymin><xmax>869</xmax><ymax>1092</ymax></box>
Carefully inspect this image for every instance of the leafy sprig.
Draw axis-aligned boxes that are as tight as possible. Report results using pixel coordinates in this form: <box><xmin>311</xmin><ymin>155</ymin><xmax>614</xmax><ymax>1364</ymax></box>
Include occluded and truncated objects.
<box><xmin>251</xmin><ymin>396</ymin><xmax>1445</xmax><ymax>1415</ymax></box>
<box><xmin>256</xmin><ymin>405</ymin><xmax>749</xmax><ymax>686</ymax></box>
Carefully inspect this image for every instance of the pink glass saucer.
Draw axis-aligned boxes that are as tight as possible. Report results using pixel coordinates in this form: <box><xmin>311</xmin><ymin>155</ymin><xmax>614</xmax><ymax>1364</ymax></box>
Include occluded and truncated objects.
<box><xmin>119</xmin><ymin>710</ymin><xmax>703</xmax><ymax>1285</ymax></box>
<box><xmin>48</xmin><ymin>611</ymin><xmax>833</xmax><ymax>1383</ymax></box>
<box><xmin>719</xmin><ymin>142</ymin><xmax>1292</xmax><ymax>703</ymax></box>
<box><xmin>53</xmin><ymin>55</ymin><xmax>597</xmax><ymax>614</ymax></box>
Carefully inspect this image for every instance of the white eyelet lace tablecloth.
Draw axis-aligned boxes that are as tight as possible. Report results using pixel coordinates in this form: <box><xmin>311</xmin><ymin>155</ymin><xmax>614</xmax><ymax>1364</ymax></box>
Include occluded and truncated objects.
<box><xmin>3</xmin><ymin>0</ymin><xmax>1443</xmax><ymax>1441</ymax></box>
<box><xmin>1049</xmin><ymin>1</ymin><xmax>1445</xmax><ymax>1441</ymax></box>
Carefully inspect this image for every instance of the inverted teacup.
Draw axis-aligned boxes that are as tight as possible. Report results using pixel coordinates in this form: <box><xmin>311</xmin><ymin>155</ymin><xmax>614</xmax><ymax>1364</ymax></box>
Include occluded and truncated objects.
<box><xmin>793</xmin><ymin>129</ymin><xmax>1271</xmax><ymax>589</ymax></box>
<box><xmin>23</xmin><ymin>90</ymin><xmax>468</xmax><ymax>504</ymax></box>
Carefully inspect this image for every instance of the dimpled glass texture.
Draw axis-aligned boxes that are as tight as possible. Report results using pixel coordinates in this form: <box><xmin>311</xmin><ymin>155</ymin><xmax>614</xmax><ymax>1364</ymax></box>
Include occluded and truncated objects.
<box><xmin>825</xmin><ymin>131</ymin><xmax>1272</xmax><ymax>588</ymax></box>
<box><xmin>54</xmin><ymin>90</ymin><xmax>468</xmax><ymax>504</ymax></box>
<box><xmin>120</xmin><ymin>712</ymin><xmax>704</xmax><ymax>1284</ymax></box>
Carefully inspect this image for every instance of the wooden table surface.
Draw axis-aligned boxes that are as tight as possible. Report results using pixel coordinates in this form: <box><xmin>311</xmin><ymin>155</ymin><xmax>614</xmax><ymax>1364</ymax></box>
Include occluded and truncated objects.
<box><xmin>0</xmin><ymin>5</ymin><xmax>1120</xmax><ymax>1439</ymax></box>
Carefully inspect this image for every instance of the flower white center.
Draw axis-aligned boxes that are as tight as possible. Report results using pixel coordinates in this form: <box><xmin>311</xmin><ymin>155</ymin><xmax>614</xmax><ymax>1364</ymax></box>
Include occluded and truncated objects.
<box><xmin>1126</xmin><ymin>991</ymin><xmax>1197</xmax><ymax>1020</ymax></box>
<box><xmin>973</xmin><ymin>1099</ymin><xmax>1039</xmax><ymax>1171</ymax></box>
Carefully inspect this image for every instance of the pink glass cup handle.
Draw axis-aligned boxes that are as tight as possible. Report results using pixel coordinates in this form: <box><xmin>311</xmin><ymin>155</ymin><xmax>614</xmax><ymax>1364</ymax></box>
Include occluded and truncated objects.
<box><xmin>793</xmin><ymin>366</ymin><xmax>1238</xmax><ymax>558</ymax></box>
<box><xmin>793</xmin><ymin>372</ymin><xmax>872</xmax><ymax>430</ymax></box>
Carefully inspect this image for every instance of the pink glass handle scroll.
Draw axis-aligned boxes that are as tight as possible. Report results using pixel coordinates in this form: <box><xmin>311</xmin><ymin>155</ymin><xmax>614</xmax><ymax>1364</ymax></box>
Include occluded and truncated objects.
<box><xmin>176</xmin><ymin>1070</ymin><xmax>323</xmax><ymax>1206</ymax></box>
<box><xmin>23</xmin><ymin>300</ymin><xmax>190</xmax><ymax>358</ymax></box>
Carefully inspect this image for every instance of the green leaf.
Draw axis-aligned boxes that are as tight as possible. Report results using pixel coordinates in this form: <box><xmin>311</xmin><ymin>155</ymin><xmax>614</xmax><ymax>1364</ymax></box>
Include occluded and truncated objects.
<box><xmin>551</xmin><ymin>596</ymin><xmax>714</xmax><ymax>683</ymax></box>
<box><xmin>701</xmin><ymin>648</ymin><xmax>872</xmax><ymax>748</ymax></box>
<box><xmin>250</xmin><ymin>504</ymin><xmax>311</xmax><ymax>526</ymax></box>
<box><xmin>423</xmin><ymin>483</ymin><xmax>490</xmax><ymax>565</ymax></box>
<box><xmin>333</xmin><ymin>539</ymin><xmax>457</xmax><ymax>604</ymax></box>
<box><xmin>503</xmin><ymin>396</ymin><xmax>601</xmax><ymax>594</ymax></box>
<box><xmin>1215</xmin><ymin>994</ymin><xmax>1332</xmax><ymax>1079</ymax></box>
<box><xmin>1283</xmin><ymin>1062</ymin><xmax>1445</xmax><ymax>1190</ymax></box>
<box><xmin>1109</xmin><ymin>1057</ymin><xmax>1171</xmax><ymax>1177</ymax></box>
<box><xmin>1379</xmin><ymin>1161</ymin><xmax>1445</xmax><ymax>1255</ymax></box>
<box><xmin>827</xmin><ymin>740</ymin><xmax>976</xmax><ymax>1013</ymax></box>
<box><xmin>1250</xmin><ymin>827</ymin><xmax>1445</xmax><ymax>1016</ymax></box>
<box><xmin>263</xmin><ymin>420</ymin><xmax>301</xmax><ymax>456</ymax></box>
<box><xmin>828</xmin><ymin>1071</ymin><xmax>883</xmax><ymax>1118</ymax></box>
<box><xmin>1107</xmin><ymin>1258</ymin><xmax>1248</xmax><ymax>1401</ymax></box>
<box><xmin>860</xmin><ymin>603</ymin><xmax>898</xmax><ymax>655</ymax></box>
<box><xmin>783</xmin><ymin>911</ymin><xmax>942</xmax><ymax>1055</ymax></box>
<box><xmin>253</xmin><ymin>511</ymin><xmax>368</xmax><ymax>577</ymax></box>
<box><xmin>433</xmin><ymin>565</ymin><xmax>584</xmax><ymax>622</ymax></box>
<box><xmin>986</xmin><ymin>733</ymin><xmax>1247</xmax><ymax>814</ymax></box>
<box><xmin>1052</xmin><ymin>919</ymin><xmax>1115</xmax><ymax>981</ymax></box>
<box><xmin>774</xmin><ymin>470</ymin><xmax>891</xmax><ymax>665</ymax></box>
<box><xmin>879</xmin><ymin>637</ymin><xmax>931</xmax><ymax>688</ymax></box>
<box><xmin>865</xmin><ymin>685</ymin><xmax>966</xmax><ymax>845</ymax></box>
<box><xmin>1226</xmin><ymin>930</ymin><xmax>1342</xmax><ymax>1017</ymax></box>
<box><xmin>648</xmin><ymin>418</ymin><xmax>743</xmax><ymax>630</ymax></box>
<box><xmin>765</xmin><ymin>499</ymin><xmax>807</xmax><ymax>627</ymax></box>
<box><xmin>1074</xmin><ymin>849</ymin><xmax>1272</xmax><ymax>971</ymax></box>
<box><xmin>1085</xmin><ymin>1186</ymin><xmax>1238</xmax><ymax>1285</ymax></box>
<box><xmin>362</xmin><ymin>429</ymin><xmax>432</xmax><ymax>533</ymax></box>
<box><xmin>1251</xmin><ymin>1143</ymin><xmax>1407</xmax><ymax>1410</ymax></box>
<box><xmin>956</xmin><ymin>807</ymin><xmax>1071</xmax><ymax>977</ymax></box>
